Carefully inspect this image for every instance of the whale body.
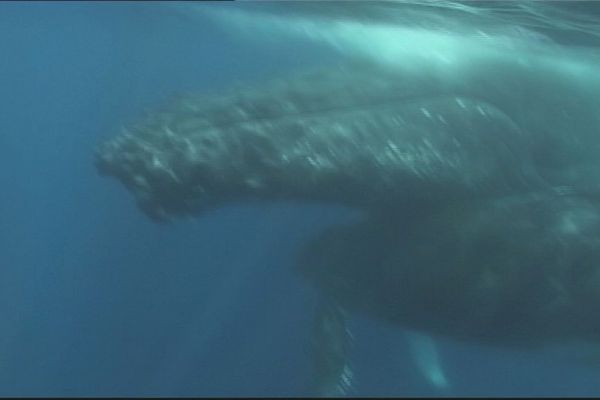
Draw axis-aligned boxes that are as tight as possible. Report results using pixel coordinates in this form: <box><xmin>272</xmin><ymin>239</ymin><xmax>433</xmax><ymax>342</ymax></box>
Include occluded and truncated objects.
<box><xmin>300</xmin><ymin>192</ymin><xmax>600</xmax><ymax>347</ymax></box>
<box><xmin>95</xmin><ymin>2</ymin><xmax>600</xmax><ymax>395</ymax></box>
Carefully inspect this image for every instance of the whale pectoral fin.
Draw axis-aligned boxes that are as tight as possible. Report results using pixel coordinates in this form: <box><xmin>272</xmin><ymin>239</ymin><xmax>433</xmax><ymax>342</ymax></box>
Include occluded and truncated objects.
<box><xmin>312</xmin><ymin>296</ymin><xmax>354</xmax><ymax>397</ymax></box>
<box><xmin>404</xmin><ymin>330</ymin><xmax>451</xmax><ymax>392</ymax></box>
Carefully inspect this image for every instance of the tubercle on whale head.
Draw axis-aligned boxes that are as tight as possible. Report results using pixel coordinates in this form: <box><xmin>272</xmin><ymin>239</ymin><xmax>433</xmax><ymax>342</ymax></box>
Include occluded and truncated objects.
<box><xmin>93</xmin><ymin>116</ymin><xmax>282</xmax><ymax>223</ymax></box>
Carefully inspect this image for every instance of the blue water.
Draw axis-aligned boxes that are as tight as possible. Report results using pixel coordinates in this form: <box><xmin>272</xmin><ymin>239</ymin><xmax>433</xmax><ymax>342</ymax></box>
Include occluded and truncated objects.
<box><xmin>2</xmin><ymin>1</ymin><xmax>600</xmax><ymax>396</ymax></box>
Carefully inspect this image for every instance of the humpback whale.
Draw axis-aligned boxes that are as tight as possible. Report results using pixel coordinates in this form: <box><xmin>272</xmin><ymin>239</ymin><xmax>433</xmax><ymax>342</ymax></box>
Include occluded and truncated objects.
<box><xmin>95</xmin><ymin>2</ymin><xmax>600</xmax><ymax>395</ymax></box>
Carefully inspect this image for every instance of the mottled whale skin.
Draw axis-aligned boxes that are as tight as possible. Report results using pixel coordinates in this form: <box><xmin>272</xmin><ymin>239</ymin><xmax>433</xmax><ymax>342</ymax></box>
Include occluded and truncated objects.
<box><xmin>95</xmin><ymin>65</ymin><xmax>554</xmax><ymax>222</ymax></box>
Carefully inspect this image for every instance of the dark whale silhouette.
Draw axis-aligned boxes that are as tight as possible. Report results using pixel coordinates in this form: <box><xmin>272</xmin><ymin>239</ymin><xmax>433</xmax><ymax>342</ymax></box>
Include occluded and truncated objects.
<box><xmin>300</xmin><ymin>193</ymin><xmax>600</xmax><ymax>346</ymax></box>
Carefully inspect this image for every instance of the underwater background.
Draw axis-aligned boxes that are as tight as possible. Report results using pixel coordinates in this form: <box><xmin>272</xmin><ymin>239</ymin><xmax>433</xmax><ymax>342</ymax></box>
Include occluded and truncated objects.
<box><xmin>3</xmin><ymin>1</ymin><xmax>600</xmax><ymax>396</ymax></box>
